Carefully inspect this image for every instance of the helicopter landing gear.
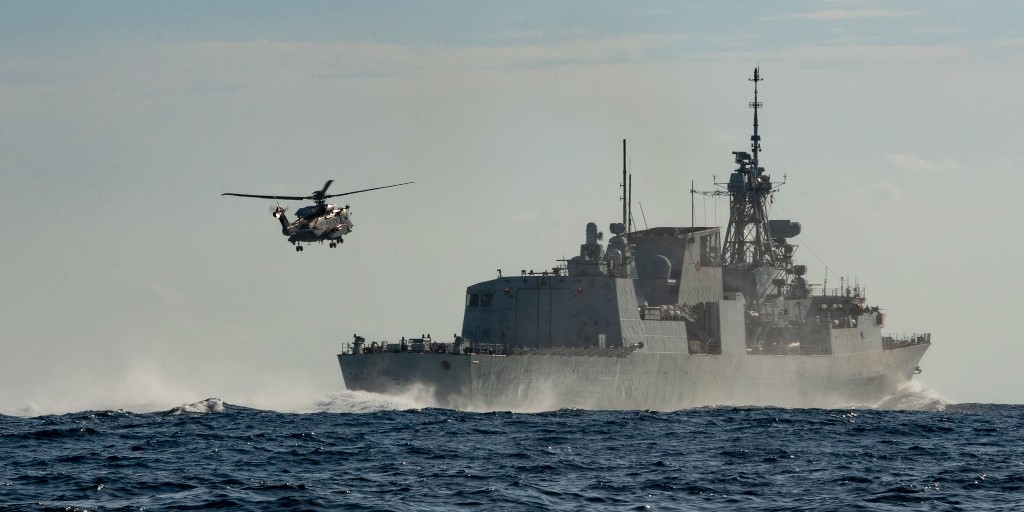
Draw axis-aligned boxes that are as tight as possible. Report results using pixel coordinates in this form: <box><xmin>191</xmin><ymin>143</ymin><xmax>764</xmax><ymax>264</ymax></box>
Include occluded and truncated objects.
<box><xmin>329</xmin><ymin>242</ymin><xmax>336</xmax><ymax>248</ymax></box>
<box><xmin>294</xmin><ymin>245</ymin><xmax>304</xmax><ymax>252</ymax></box>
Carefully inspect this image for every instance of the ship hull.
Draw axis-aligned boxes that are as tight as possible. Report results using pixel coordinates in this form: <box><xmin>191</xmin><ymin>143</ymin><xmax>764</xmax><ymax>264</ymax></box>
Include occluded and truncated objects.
<box><xmin>338</xmin><ymin>343</ymin><xmax>929</xmax><ymax>411</ymax></box>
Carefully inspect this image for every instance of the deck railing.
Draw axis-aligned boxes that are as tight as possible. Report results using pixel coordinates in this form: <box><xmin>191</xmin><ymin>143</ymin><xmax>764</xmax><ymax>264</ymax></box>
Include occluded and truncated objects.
<box><xmin>340</xmin><ymin>340</ymin><xmax>507</xmax><ymax>355</ymax></box>
<box><xmin>882</xmin><ymin>333</ymin><xmax>931</xmax><ymax>350</ymax></box>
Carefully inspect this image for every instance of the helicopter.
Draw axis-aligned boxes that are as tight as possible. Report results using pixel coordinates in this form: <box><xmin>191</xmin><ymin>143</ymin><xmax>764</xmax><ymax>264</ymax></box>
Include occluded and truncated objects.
<box><xmin>222</xmin><ymin>180</ymin><xmax>412</xmax><ymax>251</ymax></box>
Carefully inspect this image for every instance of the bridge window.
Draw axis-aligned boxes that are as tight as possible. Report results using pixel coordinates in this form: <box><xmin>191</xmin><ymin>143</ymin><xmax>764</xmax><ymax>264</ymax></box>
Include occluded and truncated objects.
<box><xmin>466</xmin><ymin>292</ymin><xmax>494</xmax><ymax>308</ymax></box>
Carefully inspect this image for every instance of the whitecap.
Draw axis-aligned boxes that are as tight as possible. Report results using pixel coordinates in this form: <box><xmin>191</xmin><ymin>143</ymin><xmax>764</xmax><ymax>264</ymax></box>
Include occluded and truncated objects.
<box><xmin>874</xmin><ymin>381</ymin><xmax>948</xmax><ymax>411</ymax></box>
<box><xmin>308</xmin><ymin>386</ymin><xmax>439</xmax><ymax>414</ymax></box>
<box><xmin>168</xmin><ymin>397</ymin><xmax>226</xmax><ymax>415</ymax></box>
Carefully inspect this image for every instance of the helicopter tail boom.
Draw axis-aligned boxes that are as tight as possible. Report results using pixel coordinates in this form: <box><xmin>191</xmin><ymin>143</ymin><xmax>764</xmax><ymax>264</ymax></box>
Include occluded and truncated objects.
<box><xmin>272</xmin><ymin>206</ymin><xmax>290</xmax><ymax>234</ymax></box>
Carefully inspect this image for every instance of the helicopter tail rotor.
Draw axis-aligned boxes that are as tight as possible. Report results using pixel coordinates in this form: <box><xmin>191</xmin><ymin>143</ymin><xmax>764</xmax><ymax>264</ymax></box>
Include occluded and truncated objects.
<box><xmin>270</xmin><ymin>203</ymin><xmax>291</xmax><ymax>233</ymax></box>
<box><xmin>269</xmin><ymin>203</ymin><xmax>289</xmax><ymax>218</ymax></box>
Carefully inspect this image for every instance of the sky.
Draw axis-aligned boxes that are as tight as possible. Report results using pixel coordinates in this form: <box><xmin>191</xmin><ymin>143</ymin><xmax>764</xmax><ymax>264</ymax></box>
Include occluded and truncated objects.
<box><xmin>2</xmin><ymin>0</ymin><xmax>1022</xmax><ymax>414</ymax></box>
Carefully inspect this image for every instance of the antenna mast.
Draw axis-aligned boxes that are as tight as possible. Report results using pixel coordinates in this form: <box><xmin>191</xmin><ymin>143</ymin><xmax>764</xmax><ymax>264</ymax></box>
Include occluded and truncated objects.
<box><xmin>721</xmin><ymin>67</ymin><xmax>775</xmax><ymax>268</ymax></box>
<box><xmin>751</xmin><ymin>67</ymin><xmax>761</xmax><ymax>177</ymax></box>
<box><xmin>622</xmin><ymin>139</ymin><xmax>628</xmax><ymax>229</ymax></box>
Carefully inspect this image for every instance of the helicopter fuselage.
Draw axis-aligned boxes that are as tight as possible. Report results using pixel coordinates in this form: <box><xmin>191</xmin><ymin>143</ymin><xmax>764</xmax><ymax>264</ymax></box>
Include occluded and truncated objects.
<box><xmin>275</xmin><ymin>204</ymin><xmax>352</xmax><ymax>244</ymax></box>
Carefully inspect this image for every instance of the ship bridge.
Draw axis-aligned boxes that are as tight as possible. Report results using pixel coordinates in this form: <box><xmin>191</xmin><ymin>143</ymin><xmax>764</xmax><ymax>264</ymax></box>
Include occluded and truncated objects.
<box><xmin>460</xmin><ymin>220</ymin><xmax>726</xmax><ymax>350</ymax></box>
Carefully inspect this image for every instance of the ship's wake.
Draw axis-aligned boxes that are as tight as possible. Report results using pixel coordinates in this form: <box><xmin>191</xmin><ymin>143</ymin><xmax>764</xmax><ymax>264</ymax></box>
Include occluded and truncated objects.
<box><xmin>1</xmin><ymin>383</ymin><xmax>952</xmax><ymax>416</ymax></box>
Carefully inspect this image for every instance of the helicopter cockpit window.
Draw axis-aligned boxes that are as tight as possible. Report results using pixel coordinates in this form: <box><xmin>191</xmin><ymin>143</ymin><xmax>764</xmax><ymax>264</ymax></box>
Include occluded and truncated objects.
<box><xmin>480</xmin><ymin>293</ymin><xmax>493</xmax><ymax>307</ymax></box>
<box><xmin>467</xmin><ymin>293</ymin><xmax>480</xmax><ymax>308</ymax></box>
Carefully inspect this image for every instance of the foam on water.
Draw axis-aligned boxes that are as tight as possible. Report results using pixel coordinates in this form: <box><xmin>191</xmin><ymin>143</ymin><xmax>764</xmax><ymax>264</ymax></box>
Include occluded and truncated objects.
<box><xmin>285</xmin><ymin>381</ymin><xmax>951</xmax><ymax>414</ymax></box>
<box><xmin>167</xmin><ymin>397</ymin><xmax>226</xmax><ymax>415</ymax></box>
<box><xmin>874</xmin><ymin>381</ymin><xmax>948</xmax><ymax>412</ymax></box>
<box><xmin>2</xmin><ymin>386</ymin><xmax>953</xmax><ymax>418</ymax></box>
<box><xmin>307</xmin><ymin>385</ymin><xmax>440</xmax><ymax>413</ymax></box>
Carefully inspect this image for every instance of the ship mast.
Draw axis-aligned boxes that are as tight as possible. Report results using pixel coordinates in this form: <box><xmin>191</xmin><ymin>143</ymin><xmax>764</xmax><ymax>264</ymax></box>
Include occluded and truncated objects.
<box><xmin>721</xmin><ymin>67</ymin><xmax>776</xmax><ymax>268</ymax></box>
<box><xmin>621</xmin><ymin>139</ymin><xmax>629</xmax><ymax>231</ymax></box>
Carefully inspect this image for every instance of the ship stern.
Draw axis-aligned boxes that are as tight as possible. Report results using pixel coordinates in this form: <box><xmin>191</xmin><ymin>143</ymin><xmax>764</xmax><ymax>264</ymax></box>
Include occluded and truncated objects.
<box><xmin>338</xmin><ymin>352</ymin><xmax>473</xmax><ymax>408</ymax></box>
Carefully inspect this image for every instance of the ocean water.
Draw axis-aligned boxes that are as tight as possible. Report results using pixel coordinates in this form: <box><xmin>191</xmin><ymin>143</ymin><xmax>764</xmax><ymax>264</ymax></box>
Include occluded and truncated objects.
<box><xmin>2</xmin><ymin>393</ymin><xmax>1023</xmax><ymax>511</ymax></box>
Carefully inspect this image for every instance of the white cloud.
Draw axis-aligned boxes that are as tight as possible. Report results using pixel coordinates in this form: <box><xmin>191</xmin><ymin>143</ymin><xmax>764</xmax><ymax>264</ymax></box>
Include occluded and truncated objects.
<box><xmin>886</xmin><ymin>153</ymin><xmax>960</xmax><ymax>173</ymax></box>
<box><xmin>763</xmin><ymin>9</ymin><xmax>919</xmax><ymax>22</ymax></box>
<box><xmin>142</xmin><ymin>281</ymin><xmax>189</xmax><ymax>304</ymax></box>
<box><xmin>874</xmin><ymin>181</ymin><xmax>903</xmax><ymax>200</ymax></box>
<box><xmin>151</xmin><ymin>34</ymin><xmax>689</xmax><ymax>83</ymax></box>
<box><xmin>989</xmin><ymin>38</ymin><xmax>1024</xmax><ymax>48</ymax></box>
<box><xmin>778</xmin><ymin>43</ymin><xmax>968</xmax><ymax>63</ymax></box>
<box><xmin>494</xmin><ymin>28</ymin><xmax>590</xmax><ymax>41</ymax></box>
<box><xmin>910</xmin><ymin>28</ymin><xmax>968</xmax><ymax>36</ymax></box>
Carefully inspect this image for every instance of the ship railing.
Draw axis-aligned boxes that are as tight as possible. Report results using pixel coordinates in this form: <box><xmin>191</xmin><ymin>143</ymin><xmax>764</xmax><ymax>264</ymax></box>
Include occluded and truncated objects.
<box><xmin>640</xmin><ymin>306</ymin><xmax>660</xmax><ymax>320</ymax></box>
<box><xmin>810</xmin><ymin>285</ymin><xmax>866</xmax><ymax>298</ymax></box>
<box><xmin>341</xmin><ymin>340</ymin><xmax>458</xmax><ymax>355</ymax></box>
<box><xmin>468</xmin><ymin>343</ymin><xmax>509</xmax><ymax>356</ymax></box>
<box><xmin>688</xmin><ymin>338</ymin><xmax>721</xmax><ymax>355</ymax></box>
<box><xmin>340</xmin><ymin>336</ymin><xmax>509</xmax><ymax>356</ymax></box>
<box><xmin>640</xmin><ymin>304</ymin><xmax>696</xmax><ymax>321</ymax></box>
<box><xmin>882</xmin><ymin>333</ymin><xmax>931</xmax><ymax>350</ymax></box>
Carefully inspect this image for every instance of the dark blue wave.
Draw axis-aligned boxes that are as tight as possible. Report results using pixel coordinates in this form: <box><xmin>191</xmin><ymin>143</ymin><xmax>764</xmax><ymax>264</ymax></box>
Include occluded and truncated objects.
<box><xmin>2</xmin><ymin>403</ymin><xmax>1023</xmax><ymax>510</ymax></box>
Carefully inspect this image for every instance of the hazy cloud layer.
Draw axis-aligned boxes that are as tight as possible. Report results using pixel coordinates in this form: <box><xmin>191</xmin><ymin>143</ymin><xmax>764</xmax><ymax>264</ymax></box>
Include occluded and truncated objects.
<box><xmin>887</xmin><ymin>153</ymin><xmax>960</xmax><ymax>173</ymax></box>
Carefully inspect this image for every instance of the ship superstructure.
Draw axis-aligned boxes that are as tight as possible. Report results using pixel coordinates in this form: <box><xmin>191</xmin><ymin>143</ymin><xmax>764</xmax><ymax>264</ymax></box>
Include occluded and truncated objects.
<box><xmin>338</xmin><ymin>68</ymin><xmax>930</xmax><ymax>411</ymax></box>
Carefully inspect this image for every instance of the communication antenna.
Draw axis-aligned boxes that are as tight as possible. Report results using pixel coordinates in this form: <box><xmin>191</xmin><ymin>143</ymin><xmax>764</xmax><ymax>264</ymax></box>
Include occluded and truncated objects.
<box><xmin>690</xmin><ymin>180</ymin><xmax>695</xmax><ymax>227</ymax></box>
<box><xmin>750</xmin><ymin>66</ymin><xmax>762</xmax><ymax>171</ymax></box>
<box><xmin>621</xmin><ymin>139</ymin><xmax>628</xmax><ymax>229</ymax></box>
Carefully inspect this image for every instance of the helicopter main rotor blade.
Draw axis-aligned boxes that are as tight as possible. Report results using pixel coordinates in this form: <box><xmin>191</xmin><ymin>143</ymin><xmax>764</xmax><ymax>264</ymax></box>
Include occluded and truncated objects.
<box><xmin>319</xmin><ymin>180</ymin><xmax>334</xmax><ymax>196</ymax></box>
<box><xmin>324</xmin><ymin>181</ymin><xmax>414</xmax><ymax>198</ymax></box>
<box><xmin>221</xmin><ymin>192</ymin><xmax>309</xmax><ymax>200</ymax></box>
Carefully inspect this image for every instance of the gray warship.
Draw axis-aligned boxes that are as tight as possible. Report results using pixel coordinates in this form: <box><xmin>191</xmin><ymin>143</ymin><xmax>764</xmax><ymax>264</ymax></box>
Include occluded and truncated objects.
<box><xmin>338</xmin><ymin>68</ymin><xmax>930</xmax><ymax>411</ymax></box>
